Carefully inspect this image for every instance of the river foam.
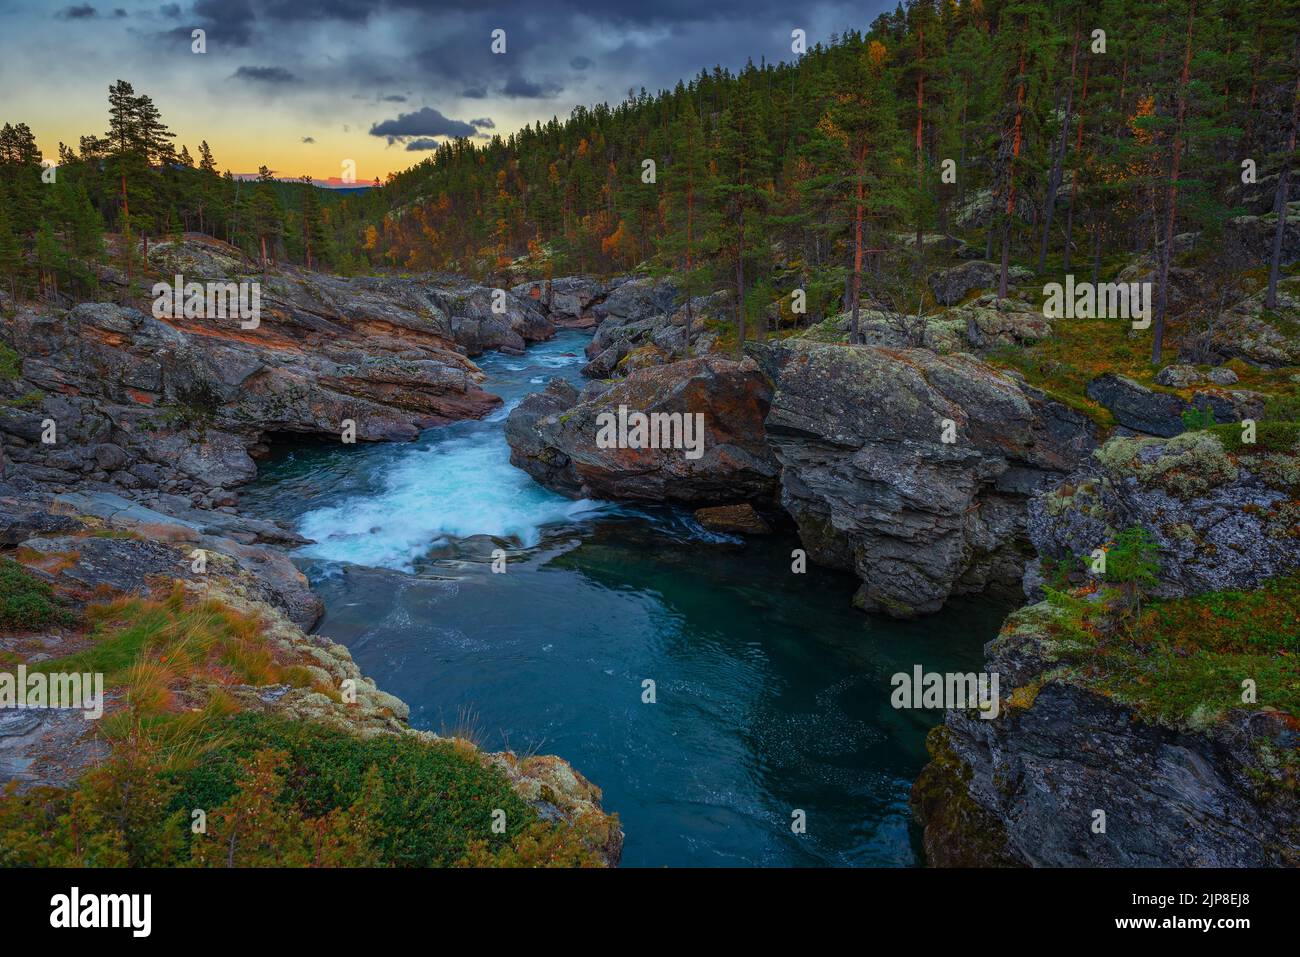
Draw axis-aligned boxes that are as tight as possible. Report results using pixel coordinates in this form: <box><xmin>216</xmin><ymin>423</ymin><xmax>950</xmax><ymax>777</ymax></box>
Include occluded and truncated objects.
<box><xmin>295</xmin><ymin>336</ymin><xmax>610</xmax><ymax>570</ymax></box>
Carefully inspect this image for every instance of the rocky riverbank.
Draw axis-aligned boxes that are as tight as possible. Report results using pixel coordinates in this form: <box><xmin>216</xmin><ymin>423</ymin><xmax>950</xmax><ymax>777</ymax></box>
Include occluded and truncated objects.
<box><xmin>0</xmin><ymin>238</ymin><xmax>626</xmax><ymax>865</ymax></box>
<box><xmin>912</xmin><ymin>426</ymin><xmax>1300</xmax><ymax>866</ymax></box>
<box><xmin>0</xmin><ymin>235</ymin><xmax>559</xmax><ymax>510</ymax></box>
<box><xmin>499</xmin><ymin>254</ymin><xmax>1298</xmax><ymax>868</ymax></box>
<box><xmin>0</xmin><ymin>477</ymin><xmax>623</xmax><ymax>865</ymax></box>
<box><xmin>3</xmin><ymin>229</ymin><xmax>1296</xmax><ymax>868</ymax></box>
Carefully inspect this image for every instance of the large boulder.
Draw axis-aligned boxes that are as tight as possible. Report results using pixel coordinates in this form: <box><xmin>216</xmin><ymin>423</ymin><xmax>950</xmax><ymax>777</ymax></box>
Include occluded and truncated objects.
<box><xmin>929</xmin><ymin>261</ymin><xmax>1034</xmax><ymax>305</ymax></box>
<box><xmin>511</xmin><ymin>276</ymin><xmax>617</xmax><ymax>328</ymax></box>
<box><xmin>506</xmin><ymin>356</ymin><xmax>779</xmax><ymax>504</ymax></box>
<box><xmin>764</xmin><ymin>340</ymin><xmax>1097</xmax><ymax>617</ymax></box>
<box><xmin>1085</xmin><ymin>373</ymin><xmax>1261</xmax><ymax>437</ymax></box>
<box><xmin>1085</xmin><ymin>374</ymin><xmax>1187</xmax><ymax>436</ymax></box>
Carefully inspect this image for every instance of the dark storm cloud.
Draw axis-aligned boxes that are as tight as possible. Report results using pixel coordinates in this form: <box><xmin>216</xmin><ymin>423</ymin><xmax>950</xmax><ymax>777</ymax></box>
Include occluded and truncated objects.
<box><xmin>501</xmin><ymin>75</ymin><xmax>561</xmax><ymax>99</ymax></box>
<box><xmin>301</xmin><ymin>136</ymin><xmax>316</xmax><ymax>143</ymax></box>
<box><xmin>176</xmin><ymin>0</ymin><xmax>257</xmax><ymax>47</ymax></box>
<box><xmin>404</xmin><ymin>138</ymin><xmax>440</xmax><ymax>151</ymax></box>
<box><xmin>370</xmin><ymin>106</ymin><xmax>476</xmax><ymax>141</ymax></box>
<box><xmin>232</xmin><ymin>65</ymin><xmax>298</xmax><ymax>83</ymax></box>
<box><xmin>84</xmin><ymin>0</ymin><xmax>883</xmax><ymax>139</ymax></box>
<box><xmin>470</xmin><ymin>117</ymin><xmax>494</xmax><ymax>129</ymax></box>
<box><xmin>57</xmin><ymin>4</ymin><xmax>98</xmax><ymax>18</ymax></box>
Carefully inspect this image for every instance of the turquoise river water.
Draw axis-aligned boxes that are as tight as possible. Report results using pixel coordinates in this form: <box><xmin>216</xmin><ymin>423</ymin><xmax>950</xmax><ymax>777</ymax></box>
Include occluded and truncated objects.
<box><xmin>240</xmin><ymin>330</ymin><xmax>1008</xmax><ymax>867</ymax></box>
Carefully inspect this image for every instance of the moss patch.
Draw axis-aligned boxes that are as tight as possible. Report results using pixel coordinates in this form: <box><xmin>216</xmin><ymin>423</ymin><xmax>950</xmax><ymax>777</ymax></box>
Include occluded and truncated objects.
<box><xmin>911</xmin><ymin>726</ymin><xmax>1023</xmax><ymax>867</ymax></box>
<box><xmin>1027</xmin><ymin>574</ymin><xmax>1300</xmax><ymax>727</ymax></box>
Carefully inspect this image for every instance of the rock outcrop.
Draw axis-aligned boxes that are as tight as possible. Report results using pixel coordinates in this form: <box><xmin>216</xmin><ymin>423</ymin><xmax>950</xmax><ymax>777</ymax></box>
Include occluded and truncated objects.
<box><xmin>763</xmin><ymin>340</ymin><xmax>1097</xmax><ymax>617</ymax></box>
<box><xmin>914</xmin><ymin>419</ymin><xmax>1300</xmax><ymax>867</ymax></box>
<box><xmin>798</xmin><ymin>295</ymin><xmax>1051</xmax><ymax>355</ymax></box>
<box><xmin>1084</xmin><ymin>373</ymin><xmax>1263</xmax><ymax>437</ymax></box>
<box><xmin>929</xmin><ymin>260</ymin><xmax>1035</xmax><ymax>305</ymax></box>
<box><xmin>1183</xmin><ymin>274</ymin><xmax>1300</xmax><ymax>368</ymax></box>
<box><xmin>0</xmin><ymin>236</ymin><xmax>570</xmax><ymax>507</ymax></box>
<box><xmin>582</xmin><ymin>277</ymin><xmax>722</xmax><ymax>376</ymax></box>
<box><xmin>912</xmin><ymin>600</ymin><xmax>1299</xmax><ymax>867</ymax></box>
<box><xmin>506</xmin><ymin>356</ymin><xmax>780</xmax><ymax>504</ymax></box>
<box><xmin>511</xmin><ymin>276</ymin><xmax>618</xmax><ymax>329</ymax></box>
<box><xmin>1026</xmin><ymin>426</ymin><xmax>1300</xmax><ymax>599</ymax></box>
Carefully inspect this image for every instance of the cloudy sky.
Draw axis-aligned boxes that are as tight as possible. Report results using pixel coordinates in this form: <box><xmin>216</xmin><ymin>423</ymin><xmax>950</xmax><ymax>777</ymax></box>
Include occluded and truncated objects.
<box><xmin>2</xmin><ymin>0</ymin><xmax>889</xmax><ymax>183</ymax></box>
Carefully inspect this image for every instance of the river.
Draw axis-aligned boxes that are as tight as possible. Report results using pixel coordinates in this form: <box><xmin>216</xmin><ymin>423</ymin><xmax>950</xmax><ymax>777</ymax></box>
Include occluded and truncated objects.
<box><xmin>239</xmin><ymin>329</ymin><xmax>1007</xmax><ymax>867</ymax></box>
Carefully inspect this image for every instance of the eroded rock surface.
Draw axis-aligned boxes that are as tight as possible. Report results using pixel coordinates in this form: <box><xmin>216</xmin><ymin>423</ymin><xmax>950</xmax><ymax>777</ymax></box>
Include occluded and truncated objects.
<box><xmin>0</xmin><ymin>236</ymin><xmax>562</xmax><ymax>507</ymax></box>
<box><xmin>764</xmin><ymin>340</ymin><xmax>1097</xmax><ymax>617</ymax></box>
<box><xmin>913</xmin><ymin>602</ymin><xmax>1298</xmax><ymax>867</ymax></box>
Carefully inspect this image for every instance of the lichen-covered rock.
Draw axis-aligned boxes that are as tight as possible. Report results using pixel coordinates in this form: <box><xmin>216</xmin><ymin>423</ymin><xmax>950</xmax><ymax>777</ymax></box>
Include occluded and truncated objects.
<box><xmin>796</xmin><ymin>295</ymin><xmax>1047</xmax><ymax>355</ymax></box>
<box><xmin>1027</xmin><ymin>427</ymin><xmax>1300</xmax><ymax>599</ymax></box>
<box><xmin>764</xmin><ymin>340</ymin><xmax>1097</xmax><ymax>617</ymax></box>
<box><xmin>945</xmin><ymin>295</ymin><xmax>1052</xmax><ymax>350</ymax></box>
<box><xmin>1154</xmin><ymin>363</ymin><xmax>1203</xmax><ymax>388</ymax></box>
<box><xmin>929</xmin><ymin>261</ymin><xmax>1035</xmax><ymax>306</ymax></box>
<box><xmin>1185</xmin><ymin>275</ymin><xmax>1300</xmax><ymax>368</ymax></box>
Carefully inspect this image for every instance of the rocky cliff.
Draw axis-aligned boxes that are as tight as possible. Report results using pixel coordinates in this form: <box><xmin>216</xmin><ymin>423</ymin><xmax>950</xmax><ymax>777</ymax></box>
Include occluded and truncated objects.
<box><xmin>762</xmin><ymin>340</ymin><xmax>1098</xmax><ymax>617</ymax></box>
<box><xmin>912</xmin><ymin>424</ymin><xmax>1300</xmax><ymax>867</ymax></box>
<box><xmin>0</xmin><ymin>235</ymin><xmax>556</xmax><ymax>510</ymax></box>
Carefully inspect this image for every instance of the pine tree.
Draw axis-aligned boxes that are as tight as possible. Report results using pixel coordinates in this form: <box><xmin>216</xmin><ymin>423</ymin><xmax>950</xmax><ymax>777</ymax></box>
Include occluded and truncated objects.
<box><xmin>0</xmin><ymin>202</ymin><xmax>22</xmax><ymax>302</ymax></box>
<box><xmin>713</xmin><ymin>64</ymin><xmax>772</xmax><ymax>353</ymax></box>
<box><xmin>810</xmin><ymin>39</ymin><xmax>905</xmax><ymax>343</ymax></box>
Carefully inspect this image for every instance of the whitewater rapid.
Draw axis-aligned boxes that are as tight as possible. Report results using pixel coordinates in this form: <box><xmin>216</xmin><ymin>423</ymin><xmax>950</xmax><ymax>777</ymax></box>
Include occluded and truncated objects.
<box><xmin>292</xmin><ymin>337</ymin><xmax>611</xmax><ymax>570</ymax></box>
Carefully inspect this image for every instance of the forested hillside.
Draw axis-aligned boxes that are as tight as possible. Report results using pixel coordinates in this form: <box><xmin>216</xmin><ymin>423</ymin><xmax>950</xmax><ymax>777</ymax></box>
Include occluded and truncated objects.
<box><xmin>369</xmin><ymin>0</ymin><xmax>1296</xmax><ymax>338</ymax></box>
<box><xmin>1</xmin><ymin>0</ymin><xmax>1297</xmax><ymax>362</ymax></box>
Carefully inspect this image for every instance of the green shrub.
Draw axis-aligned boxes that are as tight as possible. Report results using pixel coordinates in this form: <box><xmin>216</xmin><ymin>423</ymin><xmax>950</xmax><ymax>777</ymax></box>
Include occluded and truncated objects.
<box><xmin>0</xmin><ymin>343</ymin><xmax>20</xmax><ymax>381</ymax></box>
<box><xmin>0</xmin><ymin>710</ymin><xmax>605</xmax><ymax>867</ymax></box>
<box><xmin>1180</xmin><ymin>405</ymin><xmax>1217</xmax><ymax>430</ymax></box>
<box><xmin>1263</xmin><ymin>393</ymin><xmax>1300</xmax><ymax>423</ymax></box>
<box><xmin>169</xmin><ymin>712</ymin><xmax>539</xmax><ymax>866</ymax></box>
<box><xmin>0</xmin><ymin>558</ymin><xmax>73</xmax><ymax>631</ymax></box>
<box><xmin>1105</xmin><ymin>526</ymin><xmax>1161</xmax><ymax>625</ymax></box>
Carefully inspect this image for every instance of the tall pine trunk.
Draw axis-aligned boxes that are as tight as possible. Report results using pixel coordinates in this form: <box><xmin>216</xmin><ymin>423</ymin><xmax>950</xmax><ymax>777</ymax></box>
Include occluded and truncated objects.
<box><xmin>1152</xmin><ymin>0</ymin><xmax>1196</xmax><ymax>367</ymax></box>
<box><xmin>851</xmin><ymin>144</ymin><xmax>866</xmax><ymax>345</ymax></box>
<box><xmin>915</xmin><ymin>26</ymin><xmax>925</xmax><ymax>267</ymax></box>
<box><xmin>999</xmin><ymin>41</ymin><xmax>1027</xmax><ymax>299</ymax></box>
<box><xmin>1266</xmin><ymin>39</ymin><xmax>1300</xmax><ymax>310</ymax></box>
<box><xmin>1039</xmin><ymin>28</ymin><xmax>1081</xmax><ymax>272</ymax></box>
<box><xmin>735</xmin><ymin>206</ymin><xmax>746</xmax><ymax>358</ymax></box>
